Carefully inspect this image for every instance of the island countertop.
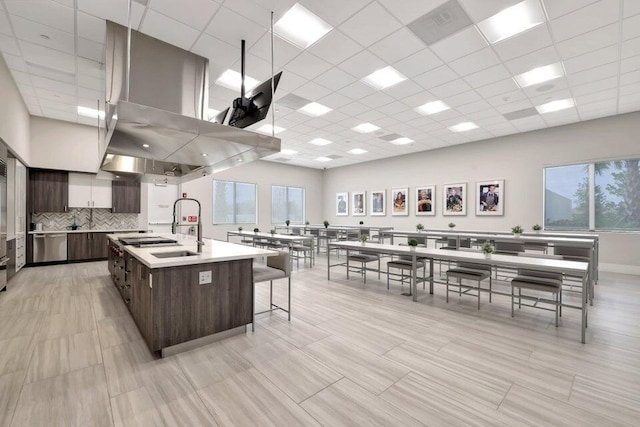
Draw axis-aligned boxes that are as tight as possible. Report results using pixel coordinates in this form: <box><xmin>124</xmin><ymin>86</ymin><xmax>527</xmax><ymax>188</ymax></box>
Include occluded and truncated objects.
<box><xmin>108</xmin><ymin>233</ymin><xmax>277</xmax><ymax>268</ymax></box>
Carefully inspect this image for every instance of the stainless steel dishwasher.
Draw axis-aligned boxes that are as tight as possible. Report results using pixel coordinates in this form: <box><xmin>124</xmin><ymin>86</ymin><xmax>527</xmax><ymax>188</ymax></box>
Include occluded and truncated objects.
<box><xmin>33</xmin><ymin>233</ymin><xmax>68</xmax><ymax>263</ymax></box>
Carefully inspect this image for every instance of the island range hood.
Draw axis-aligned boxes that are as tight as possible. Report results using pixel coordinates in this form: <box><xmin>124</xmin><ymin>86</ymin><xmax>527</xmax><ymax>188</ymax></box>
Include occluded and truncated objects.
<box><xmin>101</xmin><ymin>21</ymin><xmax>281</xmax><ymax>183</ymax></box>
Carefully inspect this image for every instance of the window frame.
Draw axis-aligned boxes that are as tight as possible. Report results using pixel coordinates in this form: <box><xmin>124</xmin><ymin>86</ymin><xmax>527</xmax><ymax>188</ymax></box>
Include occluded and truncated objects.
<box><xmin>212</xmin><ymin>179</ymin><xmax>258</xmax><ymax>225</ymax></box>
<box><xmin>271</xmin><ymin>184</ymin><xmax>306</xmax><ymax>225</ymax></box>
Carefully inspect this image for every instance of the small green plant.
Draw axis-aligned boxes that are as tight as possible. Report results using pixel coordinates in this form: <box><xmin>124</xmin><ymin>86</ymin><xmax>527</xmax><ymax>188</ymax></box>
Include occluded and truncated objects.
<box><xmin>359</xmin><ymin>233</ymin><xmax>369</xmax><ymax>243</ymax></box>
<box><xmin>448</xmin><ymin>222</ymin><xmax>456</xmax><ymax>228</ymax></box>
<box><xmin>305</xmin><ymin>220</ymin><xmax>310</xmax><ymax>225</ymax></box>
<box><xmin>532</xmin><ymin>224</ymin><xmax>542</xmax><ymax>231</ymax></box>
<box><xmin>270</xmin><ymin>228</ymin><xmax>276</xmax><ymax>235</ymax></box>
<box><xmin>512</xmin><ymin>225</ymin><xmax>524</xmax><ymax>234</ymax></box>
<box><xmin>238</xmin><ymin>226</ymin><xmax>243</xmax><ymax>232</ymax></box>
<box><xmin>407</xmin><ymin>238</ymin><xmax>419</xmax><ymax>247</ymax></box>
<box><xmin>416</xmin><ymin>223</ymin><xmax>424</xmax><ymax>231</ymax></box>
<box><xmin>481</xmin><ymin>241</ymin><xmax>495</xmax><ymax>254</ymax></box>
<box><xmin>253</xmin><ymin>228</ymin><xmax>260</xmax><ymax>233</ymax></box>
<box><xmin>323</xmin><ymin>220</ymin><xmax>330</xmax><ymax>228</ymax></box>
<box><xmin>359</xmin><ymin>220</ymin><xmax>364</xmax><ymax>225</ymax></box>
<box><xmin>285</xmin><ymin>219</ymin><xmax>290</xmax><ymax>226</ymax></box>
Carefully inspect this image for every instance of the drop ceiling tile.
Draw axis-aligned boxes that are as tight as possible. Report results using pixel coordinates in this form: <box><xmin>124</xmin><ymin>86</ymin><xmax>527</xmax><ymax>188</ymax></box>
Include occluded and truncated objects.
<box><xmin>458</xmin><ymin>0</ymin><xmax>521</xmax><ymax>22</ymax></box>
<box><xmin>564</xmin><ymin>44</ymin><xmax>619</xmax><ymax>74</ymax></box>
<box><xmin>273</xmin><ymin>70</ymin><xmax>306</xmax><ymax>94</ymax></box>
<box><xmin>430</xmin><ymin>26</ymin><xmax>487</xmax><ymax>63</ymax></box>
<box><xmin>191</xmin><ymin>34</ymin><xmax>238</xmax><ymax>68</ymax></box>
<box><xmin>39</xmin><ymin>98</ymin><xmax>76</xmax><ymax>112</ymax></box>
<box><xmin>142</xmin><ymin>10</ymin><xmax>201</xmax><ymax>50</ymax></box>
<box><xmin>250</xmin><ymin>32</ymin><xmax>302</xmax><ymax>67</ymax></box>
<box><xmin>204</xmin><ymin>6</ymin><xmax>266</xmax><ymax>47</ymax></box>
<box><xmin>621</xmin><ymin>69</ymin><xmax>640</xmax><ymax>86</ymax></box>
<box><xmin>77</xmin><ymin>11</ymin><xmax>106</xmax><ymax>44</ymax></box>
<box><xmin>17</xmin><ymin>83</ymin><xmax>37</xmax><ymax>98</ymax></box>
<box><xmin>339</xmin><ymin>80</ymin><xmax>376</xmax><ymax>100</ymax></box>
<box><xmin>339</xmin><ymin>1</ymin><xmax>402</xmax><ymax>47</ymax></box>
<box><xmin>34</xmin><ymin>87</ymin><xmax>75</xmax><ymax>104</ymax></box>
<box><xmin>300</xmin><ymin>0</ymin><xmax>370</xmax><ymax>26</ymax></box>
<box><xmin>20</xmin><ymin>40</ymin><xmax>76</xmax><ymax>73</ymax></box>
<box><xmin>5</xmin><ymin>0</ymin><xmax>75</xmax><ymax>33</ymax></box>
<box><xmin>463</xmin><ymin>64</ymin><xmax>511</xmax><ymax>88</ymax></box>
<box><xmin>444</xmin><ymin>90</ymin><xmax>483</xmax><ymax>107</ymax></box>
<box><xmin>77</xmin><ymin>0</ymin><xmax>145</xmax><ymax>29</ymax></box>
<box><xmin>0</xmin><ymin>9</ymin><xmax>12</xmax><ymax>36</ymax></box>
<box><xmin>383</xmin><ymin>79</ymin><xmax>425</xmax><ymax>100</ymax></box>
<box><xmin>624</xmin><ymin>0</ymin><xmax>640</xmax><ymax>17</ymax></box>
<box><xmin>622</xmin><ymin>36</ymin><xmax>640</xmax><ymax>58</ymax></box>
<box><xmin>294</xmin><ymin>81</ymin><xmax>333</xmax><ymax>100</ymax></box>
<box><xmin>0</xmin><ymin>34</ymin><xmax>21</xmax><ymax>56</ymax></box>
<box><xmin>493</xmin><ymin>25</ymin><xmax>553</xmax><ymax>62</ymax></box>
<box><xmin>620</xmin><ymin>82</ymin><xmax>640</xmax><ymax>95</ymax></box>
<box><xmin>448</xmin><ymin>47</ymin><xmax>501</xmax><ymax>76</ymax></box>
<box><xmin>574</xmin><ymin>88</ymin><xmax>617</xmax><ymax>104</ymax></box>
<box><xmin>223</xmin><ymin>0</ymin><xmax>294</xmax><ymax>28</ymax></box>
<box><xmin>567</xmin><ymin>62</ymin><xmax>619</xmax><ymax>86</ymax></box>
<box><xmin>340</xmin><ymin>101</ymin><xmax>370</xmax><ymax>116</ymax></box>
<box><xmin>413</xmin><ymin>65</ymin><xmax>458</xmax><ymax>89</ymax></box>
<box><xmin>549</xmin><ymin>0</ymin><xmax>619</xmax><ymax>42</ymax></box>
<box><xmin>475</xmin><ymin>78</ymin><xmax>519</xmax><ymax>98</ymax></box>
<box><xmin>528</xmin><ymin>88</ymin><xmax>573</xmax><ymax>106</ymax></box>
<box><xmin>504</xmin><ymin>45</ymin><xmax>561</xmax><ymax>75</ymax></box>
<box><xmin>10</xmin><ymin>70</ymin><xmax>32</xmax><ymax>85</ymax></box>
<box><xmin>319</xmin><ymin>91</ymin><xmax>353</xmax><ymax>108</ymax></box>
<box><xmin>77</xmin><ymin>86</ymin><xmax>102</xmax><ymax>102</ymax></box>
<box><xmin>623</xmin><ymin>14</ymin><xmax>640</xmax><ymax>41</ymax></box>
<box><xmin>544</xmin><ymin>0</ymin><xmax>599</xmax><ymax>20</ymax></box>
<box><xmin>31</xmin><ymin>75</ymin><xmax>76</xmax><ymax>95</ymax></box>
<box><xmin>308</xmin><ymin>30</ymin><xmax>361</xmax><ymax>66</ymax></box>
<box><xmin>336</xmin><ymin>49</ymin><xmax>386</xmax><ymax>78</ymax></box>
<box><xmin>392</xmin><ymin>48</ymin><xmax>443</xmax><ymax>78</ymax></box>
<box><xmin>578</xmin><ymin>98</ymin><xmax>618</xmax><ymax>114</ymax></box>
<box><xmin>512</xmin><ymin>115</ymin><xmax>547</xmax><ymax>131</ymax></box>
<box><xmin>77</xmin><ymin>115</ymin><xmax>100</xmax><ymax>126</ymax></box>
<box><xmin>429</xmin><ymin>78</ymin><xmax>471</xmax><ymax>98</ymax></box>
<box><xmin>521</xmin><ymin>79</ymin><xmax>568</xmax><ymax>98</ymax></box>
<box><xmin>360</xmin><ymin>91</ymin><xmax>395</xmax><ymax>108</ymax></box>
<box><xmin>376</xmin><ymin>101</ymin><xmax>410</xmax><ymax>116</ymax></box>
<box><xmin>27</xmin><ymin>62</ymin><xmax>76</xmax><ymax>83</ymax></box>
<box><xmin>369</xmin><ymin>27</ymin><xmax>425</xmax><ymax>64</ymax></box>
<box><xmin>622</xmin><ymin>54</ymin><xmax>640</xmax><ymax>73</ymax></box>
<box><xmin>2</xmin><ymin>53</ymin><xmax>27</xmax><ymax>71</ymax></box>
<box><xmin>77</xmin><ymin>37</ymin><xmax>104</xmax><ymax>62</ymax></box>
<box><xmin>485</xmin><ymin>88</ymin><xmax>527</xmax><ymax>107</ymax></box>
<box><xmin>285</xmin><ymin>51</ymin><xmax>332</xmax><ymax>79</ymax></box>
<box><xmin>377</xmin><ymin>0</ymin><xmax>446</xmax><ymax>25</ymax></box>
<box><xmin>150</xmin><ymin>0</ymin><xmax>220</xmax><ymax>31</ymax></box>
<box><xmin>77</xmin><ymin>57</ymin><xmax>103</xmax><ymax>79</ymax></box>
<box><xmin>456</xmin><ymin>99</ymin><xmax>493</xmax><ymax>114</ymax></box>
<box><xmin>314</xmin><ymin>67</ymin><xmax>356</xmax><ymax>91</ymax></box>
<box><xmin>571</xmin><ymin>76</ymin><xmax>618</xmax><ymax>96</ymax></box>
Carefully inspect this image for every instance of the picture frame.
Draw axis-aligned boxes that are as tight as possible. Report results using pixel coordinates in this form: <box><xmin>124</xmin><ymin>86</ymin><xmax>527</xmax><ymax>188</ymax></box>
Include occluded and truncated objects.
<box><xmin>443</xmin><ymin>183</ymin><xmax>467</xmax><ymax>216</ymax></box>
<box><xmin>391</xmin><ymin>188</ymin><xmax>409</xmax><ymax>216</ymax></box>
<box><xmin>352</xmin><ymin>191</ymin><xmax>366</xmax><ymax>216</ymax></box>
<box><xmin>476</xmin><ymin>180</ymin><xmax>504</xmax><ymax>216</ymax></box>
<box><xmin>370</xmin><ymin>190</ymin><xmax>386</xmax><ymax>216</ymax></box>
<box><xmin>336</xmin><ymin>192</ymin><xmax>348</xmax><ymax>216</ymax></box>
<box><xmin>415</xmin><ymin>185</ymin><xmax>435</xmax><ymax>216</ymax></box>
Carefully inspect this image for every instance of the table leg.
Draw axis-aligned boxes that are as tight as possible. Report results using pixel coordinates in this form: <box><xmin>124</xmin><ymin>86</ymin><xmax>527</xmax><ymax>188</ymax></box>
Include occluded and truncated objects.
<box><xmin>327</xmin><ymin>244</ymin><xmax>331</xmax><ymax>281</ymax></box>
<box><xmin>582</xmin><ymin>272</ymin><xmax>588</xmax><ymax>344</ymax></box>
<box><xmin>429</xmin><ymin>258</ymin><xmax>434</xmax><ymax>294</ymax></box>
<box><xmin>412</xmin><ymin>252</ymin><xmax>418</xmax><ymax>302</ymax></box>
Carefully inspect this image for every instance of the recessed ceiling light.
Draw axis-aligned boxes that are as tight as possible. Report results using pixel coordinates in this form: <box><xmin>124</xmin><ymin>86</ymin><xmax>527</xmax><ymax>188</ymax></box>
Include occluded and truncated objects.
<box><xmin>514</xmin><ymin>62</ymin><xmax>564</xmax><ymax>88</ymax></box>
<box><xmin>449</xmin><ymin>122</ymin><xmax>479</xmax><ymax>132</ymax></box>
<box><xmin>39</xmin><ymin>34</ymin><xmax>50</xmax><ymax>40</ymax></box>
<box><xmin>362</xmin><ymin>66</ymin><xmax>407</xmax><ymax>90</ymax></box>
<box><xmin>352</xmin><ymin>123</ymin><xmax>380</xmax><ymax>133</ymax></box>
<box><xmin>201</xmin><ymin>153</ymin><xmax>208</xmax><ymax>157</ymax></box>
<box><xmin>415</xmin><ymin>100</ymin><xmax>450</xmax><ymax>115</ymax></box>
<box><xmin>77</xmin><ymin>106</ymin><xmax>104</xmax><ymax>119</ymax></box>
<box><xmin>215</xmin><ymin>69</ymin><xmax>259</xmax><ymax>92</ymax></box>
<box><xmin>281</xmin><ymin>149</ymin><xmax>298</xmax><ymax>155</ymax></box>
<box><xmin>274</xmin><ymin>3</ymin><xmax>333</xmax><ymax>49</ymax></box>
<box><xmin>535</xmin><ymin>98</ymin><xmax>575</xmax><ymax>114</ymax></box>
<box><xmin>390</xmin><ymin>137</ymin><xmax>414</xmax><ymax>145</ymax></box>
<box><xmin>477</xmin><ymin>0</ymin><xmax>546</xmax><ymax>44</ymax></box>
<box><xmin>348</xmin><ymin>148</ymin><xmax>368</xmax><ymax>154</ymax></box>
<box><xmin>142</xmin><ymin>144</ymin><xmax>150</xmax><ymax>148</ymax></box>
<box><xmin>308</xmin><ymin>138</ymin><xmax>333</xmax><ymax>146</ymax></box>
<box><xmin>257</xmin><ymin>124</ymin><xmax>286</xmax><ymax>134</ymax></box>
<box><xmin>115</xmin><ymin>175</ymin><xmax>120</xmax><ymax>178</ymax></box>
<box><xmin>315</xmin><ymin>156</ymin><xmax>332</xmax><ymax>162</ymax></box>
<box><xmin>207</xmin><ymin>108</ymin><xmax>219</xmax><ymax>121</ymax></box>
<box><xmin>299</xmin><ymin>102</ymin><xmax>332</xmax><ymax>117</ymax></box>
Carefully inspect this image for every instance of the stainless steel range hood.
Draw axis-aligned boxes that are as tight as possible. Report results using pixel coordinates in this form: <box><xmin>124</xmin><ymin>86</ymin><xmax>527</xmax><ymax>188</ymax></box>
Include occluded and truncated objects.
<box><xmin>101</xmin><ymin>21</ymin><xmax>280</xmax><ymax>183</ymax></box>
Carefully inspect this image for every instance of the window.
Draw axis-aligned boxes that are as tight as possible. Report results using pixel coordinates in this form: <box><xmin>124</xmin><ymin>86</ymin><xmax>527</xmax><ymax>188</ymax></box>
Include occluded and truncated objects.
<box><xmin>213</xmin><ymin>180</ymin><xmax>257</xmax><ymax>224</ymax></box>
<box><xmin>272</xmin><ymin>185</ymin><xmax>305</xmax><ymax>224</ymax></box>
<box><xmin>544</xmin><ymin>158</ymin><xmax>640</xmax><ymax>231</ymax></box>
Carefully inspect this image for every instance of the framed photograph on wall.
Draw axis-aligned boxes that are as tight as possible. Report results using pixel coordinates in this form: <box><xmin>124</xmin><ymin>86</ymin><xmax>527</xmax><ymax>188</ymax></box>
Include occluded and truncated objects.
<box><xmin>391</xmin><ymin>188</ymin><xmax>409</xmax><ymax>216</ymax></box>
<box><xmin>443</xmin><ymin>183</ymin><xmax>467</xmax><ymax>216</ymax></box>
<box><xmin>336</xmin><ymin>192</ymin><xmax>349</xmax><ymax>216</ymax></box>
<box><xmin>415</xmin><ymin>185</ymin><xmax>435</xmax><ymax>216</ymax></box>
<box><xmin>352</xmin><ymin>191</ymin><xmax>366</xmax><ymax>216</ymax></box>
<box><xmin>476</xmin><ymin>180</ymin><xmax>504</xmax><ymax>216</ymax></box>
<box><xmin>370</xmin><ymin>190</ymin><xmax>386</xmax><ymax>216</ymax></box>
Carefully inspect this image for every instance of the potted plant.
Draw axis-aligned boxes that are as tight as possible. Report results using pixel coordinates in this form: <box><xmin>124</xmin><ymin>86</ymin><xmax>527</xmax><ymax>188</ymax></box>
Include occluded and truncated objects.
<box><xmin>481</xmin><ymin>241</ymin><xmax>495</xmax><ymax>258</ymax></box>
<box><xmin>285</xmin><ymin>219</ymin><xmax>290</xmax><ymax>227</ymax></box>
<box><xmin>408</xmin><ymin>238</ymin><xmax>419</xmax><ymax>251</ymax></box>
<box><xmin>359</xmin><ymin>233</ymin><xmax>369</xmax><ymax>245</ymax></box>
<box><xmin>253</xmin><ymin>227</ymin><xmax>260</xmax><ymax>234</ymax></box>
<box><xmin>512</xmin><ymin>225</ymin><xmax>524</xmax><ymax>237</ymax></box>
<box><xmin>323</xmin><ymin>220</ymin><xmax>330</xmax><ymax>228</ymax></box>
<box><xmin>532</xmin><ymin>224</ymin><xmax>542</xmax><ymax>234</ymax></box>
<box><xmin>270</xmin><ymin>228</ymin><xmax>276</xmax><ymax>235</ymax></box>
<box><xmin>238</xmin><ymin>226</ymin><xmax>243</xmax><ymax>232</ymax></box>
<box><xmin>448</xmin><ymin>222</ymin><xmax>456</xmax><ymax>229</ymax></box>
<box><xmin>416</xmin><ymin>223</ymin><xmax>424</xmax><ymax>232</ymax></box>
<box><xmin>305</xmin><ymin>220</ymin><xmax>310</xmax><ymax>226</ymax></box>
<box><xmin>359</xmin><ymin>220</ymin><xmax>364</xmax><ymax>225</ymax></box>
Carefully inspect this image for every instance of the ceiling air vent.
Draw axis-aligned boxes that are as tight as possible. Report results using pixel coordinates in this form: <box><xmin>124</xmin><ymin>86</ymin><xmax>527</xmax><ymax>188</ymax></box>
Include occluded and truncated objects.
<box><xmin>271</xmin><ymin>157</ymin><xmax>291</xmax><ymax>162</ymax></box>
<box><xmin>326</xmin><ymin>155</ymin><xmax>343</xmax><ymax>160</ymax></box>
<box><xmin>408</xmin><ymin>0</ymin><xmax>473</xmax><ymax>46</ymax></box>
<box><xmin>278</xmin><ymin>94</ymin><xmax>312</xmax><ymax>110</ymax></box>
<box><xmin>503</xmin><ymin>107</ymin><xmax>539</xmax><ymax>121</ymax></box>
<box><xmin>378</xmin><ymin>133</ymin><xmax>403</xmax><ymax>141</ymax></box>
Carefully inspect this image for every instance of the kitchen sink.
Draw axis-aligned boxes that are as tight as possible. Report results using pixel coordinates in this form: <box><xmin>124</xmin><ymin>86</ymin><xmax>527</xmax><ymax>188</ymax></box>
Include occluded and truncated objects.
<box><xmin>151</xmin><ymin>251</ymin><xmax>198</xmax><ymax>258</ymax></box>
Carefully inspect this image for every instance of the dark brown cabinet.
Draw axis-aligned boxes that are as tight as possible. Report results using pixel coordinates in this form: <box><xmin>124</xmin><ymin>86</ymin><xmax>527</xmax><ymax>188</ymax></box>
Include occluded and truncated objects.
<box><xmin>130</xmin><ymin>257</ymin><xmax>152</xmax><ymax>343</ymax></box>
<box><xmin>112</xmin><ymin>180</ymin><xmax>141</xmax><ymax>213</ymax></box>
<box><xmin>29</xmin><ymin>169</ymin><xmax>68</xmax><ymax>213</ymax></box>
<box><xmin>68</xmin><ymin>232</ymin><xmax>109</xmax><ymax>261</ymax></box>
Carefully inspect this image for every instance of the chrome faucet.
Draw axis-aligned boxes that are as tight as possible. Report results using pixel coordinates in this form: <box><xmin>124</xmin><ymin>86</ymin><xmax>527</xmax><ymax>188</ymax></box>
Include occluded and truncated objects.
<box><xmin>172</xmin><ymin>198</ymin><xmax>204</xmax><ymax>253</ymax></box>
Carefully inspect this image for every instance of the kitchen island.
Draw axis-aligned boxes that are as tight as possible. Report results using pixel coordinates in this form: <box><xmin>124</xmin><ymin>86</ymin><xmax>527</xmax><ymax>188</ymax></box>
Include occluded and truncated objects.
<box><xmin>107</xmin><ymin>233</ymin><xmax>276</xmax><ymax>356</ymax></box>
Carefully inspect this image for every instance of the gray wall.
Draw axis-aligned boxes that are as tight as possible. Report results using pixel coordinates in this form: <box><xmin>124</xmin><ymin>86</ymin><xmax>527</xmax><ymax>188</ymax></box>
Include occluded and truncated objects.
<box><xmin>0</xmin><ymin>54</ymin><xmax>30</xmax><ymax>163</ymax></box>
<box><xmin>323</xmin><ymin>112</ymin><xmax>640</xmax><ymax>274</ymax></box>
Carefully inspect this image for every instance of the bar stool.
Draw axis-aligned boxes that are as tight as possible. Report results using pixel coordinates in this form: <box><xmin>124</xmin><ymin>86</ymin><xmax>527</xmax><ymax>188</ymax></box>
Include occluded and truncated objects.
<box><xmin>511</xmin><ymin>269</ymin><xmax>563</xmax><ymax>326</ymax></box>
<box><xmin>446</xmin><ymin>261</ymin><xmax>492</xmax><ymax>309</ymax></box>
<box><xmin>347</xmin><ymin>250</ymin><xmax>380</xmax><ymax>284</ymax></box>
<box><xmin>386</xmin><ymin>256</ymin><xmax>426</xmax><ymax>292</ymax></box>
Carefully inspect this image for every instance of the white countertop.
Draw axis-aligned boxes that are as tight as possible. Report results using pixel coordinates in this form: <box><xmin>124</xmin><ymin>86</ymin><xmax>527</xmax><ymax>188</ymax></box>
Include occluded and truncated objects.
<box><xmin>109</xmin><ymin>233</ymin><xmax>277</xmax><ymax>269</ymax></box>
<box><xmin>29</xmin><ymin>229</ymin><xmax>149</xmax><ymax>235</ymax></box>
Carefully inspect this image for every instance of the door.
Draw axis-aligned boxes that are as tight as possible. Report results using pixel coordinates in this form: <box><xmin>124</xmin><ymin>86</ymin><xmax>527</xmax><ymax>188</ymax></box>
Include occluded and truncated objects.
<box><xmin>29</xmin><ymin>170</ymin><xmax>68</xmax><ymax>213</ymax></box>
<box><xmin>68</xmin><ymin>173</ymin><xmax>92</xmax><ymax>208</ymax></box>
<box><xmin>67</xmin><ymin>233</ymin><xmax>92</xmax><ymax>261</ymax></box>
<box><xmin>147</xmin><ymin>183</ymin><xmax>178</xmax><ymax>233</ymax></box>
<box><xmin>91</xmin><ymin>178</ymin><xmax>112</xmax><ymax>209</ymax></box>
<box><xmin>112</xmin><ymin>181</ymin><xmax>141</xmax><ymax>213</ymax></box>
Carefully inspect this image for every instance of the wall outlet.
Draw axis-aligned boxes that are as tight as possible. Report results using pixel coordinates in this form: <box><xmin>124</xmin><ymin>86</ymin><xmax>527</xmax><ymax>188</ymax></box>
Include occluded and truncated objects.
<box><xmin>199</xmin><ymin>270</ymin><xmax>212</xmax><ymax>285</ymax></box>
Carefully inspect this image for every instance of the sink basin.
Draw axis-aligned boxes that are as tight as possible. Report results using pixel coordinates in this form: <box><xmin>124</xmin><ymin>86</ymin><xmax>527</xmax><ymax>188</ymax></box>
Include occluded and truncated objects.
<box><xmin>151</xmin><ymin>251</ymin><xmax>198</xmax><ymax>258</ymax></box>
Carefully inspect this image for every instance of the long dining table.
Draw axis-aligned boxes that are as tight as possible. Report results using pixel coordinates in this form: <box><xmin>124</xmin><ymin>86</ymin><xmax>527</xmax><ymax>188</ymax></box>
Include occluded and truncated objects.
<box><xmin>226</xmin><ymin>231</ymin><xmax>315</xmax><ymax>268</ymax></box>
<box><xmin>328</xmin><ymin>241</ymin><xmax>591</xmax><ymax>343</ymax></box>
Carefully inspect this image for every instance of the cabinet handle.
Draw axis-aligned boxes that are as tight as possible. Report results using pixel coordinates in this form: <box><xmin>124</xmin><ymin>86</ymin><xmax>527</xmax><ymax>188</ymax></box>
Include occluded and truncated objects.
<box><xmin>88</xmin><ymin>201</ymin><xmax>90</xmax><ymax>207</ymax></box>
<box><xmin>125</xmin><ymin>299</ymin><xmax>131</xmax><ymax>304</ymax></box>
<box><xmin>64</xmin><ymin>205</ymin><xmax>67</xmax><ymax>212</ymax></box>
<box><xmin>92</xmin><ymin>201</ymin><xmax>95</xmax><ymax>207</ymax></box>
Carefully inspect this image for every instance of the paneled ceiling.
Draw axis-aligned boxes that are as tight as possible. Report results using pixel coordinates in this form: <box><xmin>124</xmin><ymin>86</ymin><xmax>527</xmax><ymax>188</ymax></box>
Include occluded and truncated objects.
<box><xmin>1</xmin><ymin>0</ymin><xmax>639</xmax><ymax>169</ymax></box>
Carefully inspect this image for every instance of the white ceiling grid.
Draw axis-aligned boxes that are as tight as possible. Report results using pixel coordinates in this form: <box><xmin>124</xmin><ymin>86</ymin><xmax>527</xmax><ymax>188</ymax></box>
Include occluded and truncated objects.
<box><xmin>0</xmin><ymin>0</ymin><xmax>638</xmax><ymax>169</ymax></box>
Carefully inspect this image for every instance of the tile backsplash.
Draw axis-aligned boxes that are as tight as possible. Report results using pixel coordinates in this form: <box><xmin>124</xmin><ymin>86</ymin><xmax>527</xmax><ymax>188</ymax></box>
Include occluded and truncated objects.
<box><xmin>32</xmin><ymin>208</ymin><xmax>139</xmax><ymax>231</ymax></box>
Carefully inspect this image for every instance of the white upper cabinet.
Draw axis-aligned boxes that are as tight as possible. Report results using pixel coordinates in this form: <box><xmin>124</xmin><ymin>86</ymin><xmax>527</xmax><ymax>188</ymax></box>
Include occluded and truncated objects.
<box><xmin>68</xmin><ymin>172</ymin><xmax>112</xmax><ymax>209</ymax></box>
